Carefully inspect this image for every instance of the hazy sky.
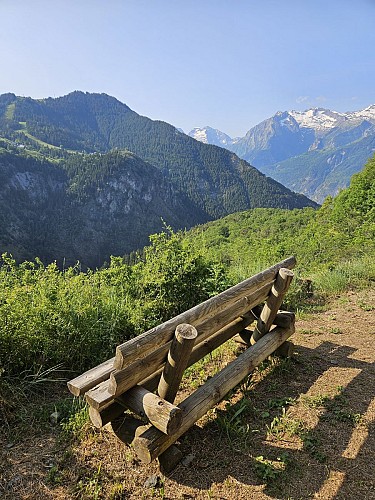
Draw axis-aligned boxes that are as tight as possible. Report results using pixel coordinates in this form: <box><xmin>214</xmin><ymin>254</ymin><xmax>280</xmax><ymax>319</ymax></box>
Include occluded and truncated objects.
<box><xmin>1</xmin><ymin>0</ymin><xmax>374</xmax><ymax>136</ymax></box>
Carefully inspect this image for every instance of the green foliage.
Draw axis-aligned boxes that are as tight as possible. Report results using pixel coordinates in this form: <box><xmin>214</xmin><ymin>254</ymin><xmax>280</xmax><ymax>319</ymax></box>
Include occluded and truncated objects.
<box><xmin>0</xmin><ymin>228</ymin><xmax>229</xmax><ymax>376</ymax></box>
<box><xmin>60</xmin><ymin>402</ymin><xmax>90</xmax><ymax>441</ymax></box>
<box><xmin>254</xmin><ymin>453</ymin><xmax>289</xmax><ymax>482</ymax></box>
<box><xmin>186</xmin><ymin>155</ymin><xmax>375</xmax><ymax>301</ymax></box>
<box><xmin>133</xmin><ymin>226</ymin><xmax>230</xmax><ymax>324</ymax></box>
<box><xmin>0</xmin><ymin>254</ymin><xmax>135</xmax><ymax>374</ymax></box>
<box><xmin>0</xmin><ymin>140</ymin><xmax>374</xmax><ymax>383</ymax></box>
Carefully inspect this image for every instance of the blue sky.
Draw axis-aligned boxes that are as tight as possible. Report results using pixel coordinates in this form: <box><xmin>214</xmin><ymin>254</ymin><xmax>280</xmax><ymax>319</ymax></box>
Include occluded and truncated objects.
<box><xmin>1</xmin><ymin>0</ymin><xmax>374</xmax><ymax>136</ymax></box>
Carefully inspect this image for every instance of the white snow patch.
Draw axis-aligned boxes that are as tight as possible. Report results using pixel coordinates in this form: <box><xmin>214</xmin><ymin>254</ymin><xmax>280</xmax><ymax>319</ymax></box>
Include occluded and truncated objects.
<box><xmin>189</xmin><ymin>128</ymin><xmax>208</xmax><ymax>143</ymax></box>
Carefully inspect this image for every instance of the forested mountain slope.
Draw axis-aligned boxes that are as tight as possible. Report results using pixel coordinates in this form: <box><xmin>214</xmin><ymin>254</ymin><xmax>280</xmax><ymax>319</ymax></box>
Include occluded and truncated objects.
<box><xmin>0</xmin><ymin>148</ymin><xmax>206</xmax><ymax>268</ymax></box>
<box><xmin>0</xmin><ymin>92</ymin><xmax>317</xmax><ymax>219</ymax></box>
<box><xmin>186</xmin><ymin>155</ymin><xmax>375</xmax><ymax>278</ymax></box>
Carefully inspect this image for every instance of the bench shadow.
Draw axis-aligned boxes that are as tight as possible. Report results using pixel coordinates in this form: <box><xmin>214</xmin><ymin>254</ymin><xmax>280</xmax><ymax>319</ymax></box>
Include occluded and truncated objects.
<box><xmin>163</xmin><ymin>341</ymin><xmax>374</xmax><ymax>499</ymax></box>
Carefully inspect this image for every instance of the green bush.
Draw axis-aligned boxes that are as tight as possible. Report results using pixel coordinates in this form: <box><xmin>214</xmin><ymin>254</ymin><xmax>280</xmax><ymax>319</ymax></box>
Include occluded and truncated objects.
<box><xmin>0</xmin><ymin>229</ymin><xmax>229</xmax><ymax>377</ymax></box>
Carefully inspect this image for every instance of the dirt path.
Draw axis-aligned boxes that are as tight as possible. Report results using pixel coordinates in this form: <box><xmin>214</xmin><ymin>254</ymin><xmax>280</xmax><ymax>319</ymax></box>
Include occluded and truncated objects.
<box><xmin>1</xmin><ymin>289</ymin><xmax>374</xmax><ymax>499</ymax></box>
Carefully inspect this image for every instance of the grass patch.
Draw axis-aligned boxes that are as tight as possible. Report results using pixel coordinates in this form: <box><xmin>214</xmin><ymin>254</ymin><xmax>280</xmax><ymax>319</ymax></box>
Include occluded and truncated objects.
<box><xmin>267</xmin><ymin>408</ymin><xmax>305</xmax><ymax>440</ymax></box>
<box><xmin>216</xmin><ymin>397</ymin><xmax>254</xmax><ymax>446</ymax></box>
<box><xmin>5</xmin><ymin>103</ymin><xmax>15</xmax><ymax>120</ymax></box>
<box><xmin>312</xmin><ymin>256</ymin><xmax>375</xmax><ymax>295</ymax></box>
<box><xmin>300</xmin><ymin>393</ymin><xmax>331</xmax><ymax>408</ymax></box>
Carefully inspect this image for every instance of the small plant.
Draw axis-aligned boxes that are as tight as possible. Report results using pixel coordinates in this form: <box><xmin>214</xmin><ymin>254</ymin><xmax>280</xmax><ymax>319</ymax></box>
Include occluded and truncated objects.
<box><xmin>60</xmin><ymin>399</ymin><xmax>90</xmax><ymax>441</ymax></box>
<box><xmin>267</xmin><ymin>408</ymin><xmax>305</xmax><ymax>440</ymax></box>
<box><xmin>267</xmin><ymin>396</ymin><xmax>295</xmax><ymax>410</ymax></box>
<box><xmin>216</xmin><ymin>398</ymin><xmax>253</xmax><ymax>446</ymax></box>
<box><xmin>254</xmin><ymin>453</ymin><xmax>289</xmax><ymax>483</ymax></box>
<box><xmin>301</xmin><ymin>393</ymin><xmax>331</xmax><ymax>408</ymax></box>
<box><xmin>109</xmin><ymin>483</ymin><xmax>127</xmax><ymax>500</ymax></box>
<box><xmin>329</xmin><ymin>327</ymin><xmax>343</xmax><ymax>334</ymax></box>
<box><xmin>300</xmin><ymin>430</ymin><xmax>326</xmax><ymax>463</ymax></box>
<box><xmin>299</xmin><ymin>328</ymin><xmax>322</xmax><ymax>335</ymax></box>
<box><xmin>358</xmin><ymin>300</ymin><xmax>375</xmax><ymax>311</ymax></box>
<box><xmin>330</xmin><ymin>409</ymin><xmax>363</xmax><ymax>426</ymax></box>
<box><xmin>46</xmin><ymin>465</ymin><xmax>62</xmax><ymax>486</ymax></box>
<box><xmin>76</xmin><ymin>464</ymin><xmax>103</xmax><ymax>500</ymax></box>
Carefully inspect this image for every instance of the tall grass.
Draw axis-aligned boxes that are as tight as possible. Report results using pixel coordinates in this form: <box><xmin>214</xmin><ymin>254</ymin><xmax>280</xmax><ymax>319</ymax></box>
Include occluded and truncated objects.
<box><xmin>312</xmin><ymin>255</ymin><xmax>375</xmax><ymax>295</ymax></box>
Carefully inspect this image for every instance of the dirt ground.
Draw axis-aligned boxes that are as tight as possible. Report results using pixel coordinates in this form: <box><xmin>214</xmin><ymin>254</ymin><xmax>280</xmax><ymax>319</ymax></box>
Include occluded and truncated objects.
<box><xmin>1</xmin><ymin>289</ymin><xmax>374</xmax><ymax>499</ymax></box>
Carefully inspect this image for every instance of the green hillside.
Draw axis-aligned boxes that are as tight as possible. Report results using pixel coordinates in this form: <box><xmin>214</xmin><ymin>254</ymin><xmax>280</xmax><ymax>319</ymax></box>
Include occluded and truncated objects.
<box><xmin>0</xmin><ymin>156</ymin><xmax>373</xmax><ymax>378</ymax></box>
<box><xmin>186</xmin><ymin>155</ymin><xmax>375</xmax><ymax>287</ymax></box>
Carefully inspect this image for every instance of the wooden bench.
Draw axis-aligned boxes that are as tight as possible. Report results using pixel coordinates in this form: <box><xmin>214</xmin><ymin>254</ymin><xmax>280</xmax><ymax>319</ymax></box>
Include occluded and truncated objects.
<box><xmin>68</xmin><ymin>257</ymin><xmax>296</xmax><ymax>469</ymax></box>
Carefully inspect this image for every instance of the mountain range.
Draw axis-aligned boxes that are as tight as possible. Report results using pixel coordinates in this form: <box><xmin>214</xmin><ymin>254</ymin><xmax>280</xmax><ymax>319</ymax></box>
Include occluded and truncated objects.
<box><xmin>0</xmin><ymin>91</ymin><xmax>316</xmax><ymax>268</ymax></box>
<box><xmin>189</xmin><ymin>105</ymin><xmax>375</xmax><ymax>202</ymax></box>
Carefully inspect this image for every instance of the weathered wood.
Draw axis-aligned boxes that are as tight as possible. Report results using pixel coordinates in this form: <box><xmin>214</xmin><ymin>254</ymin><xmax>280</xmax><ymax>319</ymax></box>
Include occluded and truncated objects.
<box><xmin>158</xmin><ymin>324</ymin><xmax>198</xmax><ymax>403</ymax></box>
<box><xmin>133</xmin><ymin>323</ymin><xmax>295</xmax><ymax>463</ymax></box>
<box><xmin>190</xmin><ymin>312</ymin><xmax>254</xmax><ymax>363</ymax></box>
<box><xmin>89</xmin><ymin>404</ymin><xmax>122</xmax><ymax>429</ymax></box>
<box><xmin>87</xmin><ymin>312</ymin><xmax>256</xmax><ymax>421</ymax></box>
<box><xmin>87</xmin><ymin>367</ymin><xmax>163</xmax><ymax>428</ymax></box>
<box><xmin>237</xmin><ymin>310</ymin><xmax>295</xmax><ymax>345</ymax></box>
<box><xmin>123</xmin><ymin>385</ymin><xmax>183</xmax><ymax>435</ymax></box>
<box><xmin>114</xmin><ymin>257</ymin><xmax>296</xmax><ymax>369</ymax></box>
<box><xmin>85</xmin><ymin>380</ymin><xmax>113</xmax><ymax>410</ymax></box>
<box><xmin>158</xmin><ymin>445</ymin><xmax>183</xmax><ymax>473</ymax></box>
<box><xmin>251</xmin><ymin>268</ymin><xmax>294</xmax><ymax>344</ymax></box>
<box><xmin>67</xmin><ymin>357</ymin><xmax>115</xmax><ymax>396</ymax></box>
<box><xmin>273</xmin><ymin>340</ymin><xmax>294</xmax><ymax>358</ymax></box>
<box><xmin>109</xmin><ymin>413</ymin><xmax>183</xmax><ymax>472</ymax></box>
<box><xmin>105</xmin><ymin>283</ymin><xmax>272</xmax><ymax>401</ymax></box>
<box><xmin>272</xmin><ymin>311</ymin><xmax>295</xmax><ymax>329</ymax></box>
<box><xmin>72</xmin><ymin>282</ymin><xmax>270</xmax><ymax>401</ymax></box>
<box><xmin>194</xmin><ymin>283</ymin><xmax>270</xmax><ymax>344</ymax></box>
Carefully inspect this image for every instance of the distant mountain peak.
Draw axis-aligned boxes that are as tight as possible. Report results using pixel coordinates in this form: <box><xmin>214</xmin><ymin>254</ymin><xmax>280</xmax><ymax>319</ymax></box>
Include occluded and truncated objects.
<box><xmin>288</xmin><ymin>108</ymin><xmax>344</xmax><ymax>131</ymax></box>
<box><xmin>188</xmin><ymin>126</ymin><xmax>234</xmax><ymax>147</ymax></box>
<box><xmin>189</xmin><ymin>103</ymin><xmax>375</xmax><ymax>204</ymax></box>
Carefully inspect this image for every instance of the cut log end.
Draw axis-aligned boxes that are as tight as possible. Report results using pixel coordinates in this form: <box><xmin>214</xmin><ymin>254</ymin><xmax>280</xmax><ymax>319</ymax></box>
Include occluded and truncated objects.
<box><xmin>279</xmin><ymin>268</ymin><xmax>295</xmax><ymax>279</ymax></box>
<box><xmin>67</xmin><ymin>382</ymin><xmax>80</xmax><ymax>397</ymax></box>
<box><xmin>164</xmin><ymin>407</ymin><xmax>183</xmax><ymax>435</ymax></box>
<box><xmin>175</xmin><ymin>323</ymin><xmax>198</xmax><ymax>341</ymax></box>
<box><xmin>133</xmin><ymin>436</ymin><xmax>153</xmax><ymax>463</ymax></box>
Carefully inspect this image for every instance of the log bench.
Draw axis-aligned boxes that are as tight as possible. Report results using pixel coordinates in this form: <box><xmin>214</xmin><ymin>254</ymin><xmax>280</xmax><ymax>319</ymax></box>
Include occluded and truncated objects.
<box><xmin>67</xmin><ymin>257</ymin><xmax>296</xmax><ymax>470</ymax></box>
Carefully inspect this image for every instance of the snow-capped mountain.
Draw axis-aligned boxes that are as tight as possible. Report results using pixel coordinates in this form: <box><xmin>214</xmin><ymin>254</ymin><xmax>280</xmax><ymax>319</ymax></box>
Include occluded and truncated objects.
<box><xmin>289</xmin><ymin>105</ymin><xmax>375</xmax><ymax>131</ymax></box>
<box><xmin>188</xmin><ymin>126</ymin><xmax>236</xmax><ymax>148</ymax></box>
<box><xmin>190</xmin><ymin>105</ymin><xmax>375</xmax><ymax>202</ymax></box>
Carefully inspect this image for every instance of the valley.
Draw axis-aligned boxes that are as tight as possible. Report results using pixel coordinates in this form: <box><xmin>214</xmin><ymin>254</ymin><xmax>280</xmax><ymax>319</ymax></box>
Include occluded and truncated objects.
<box><xmin>0</xmin><ymin>91</ymin><xmax>317</xmax><ymax>268</ymax></box>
